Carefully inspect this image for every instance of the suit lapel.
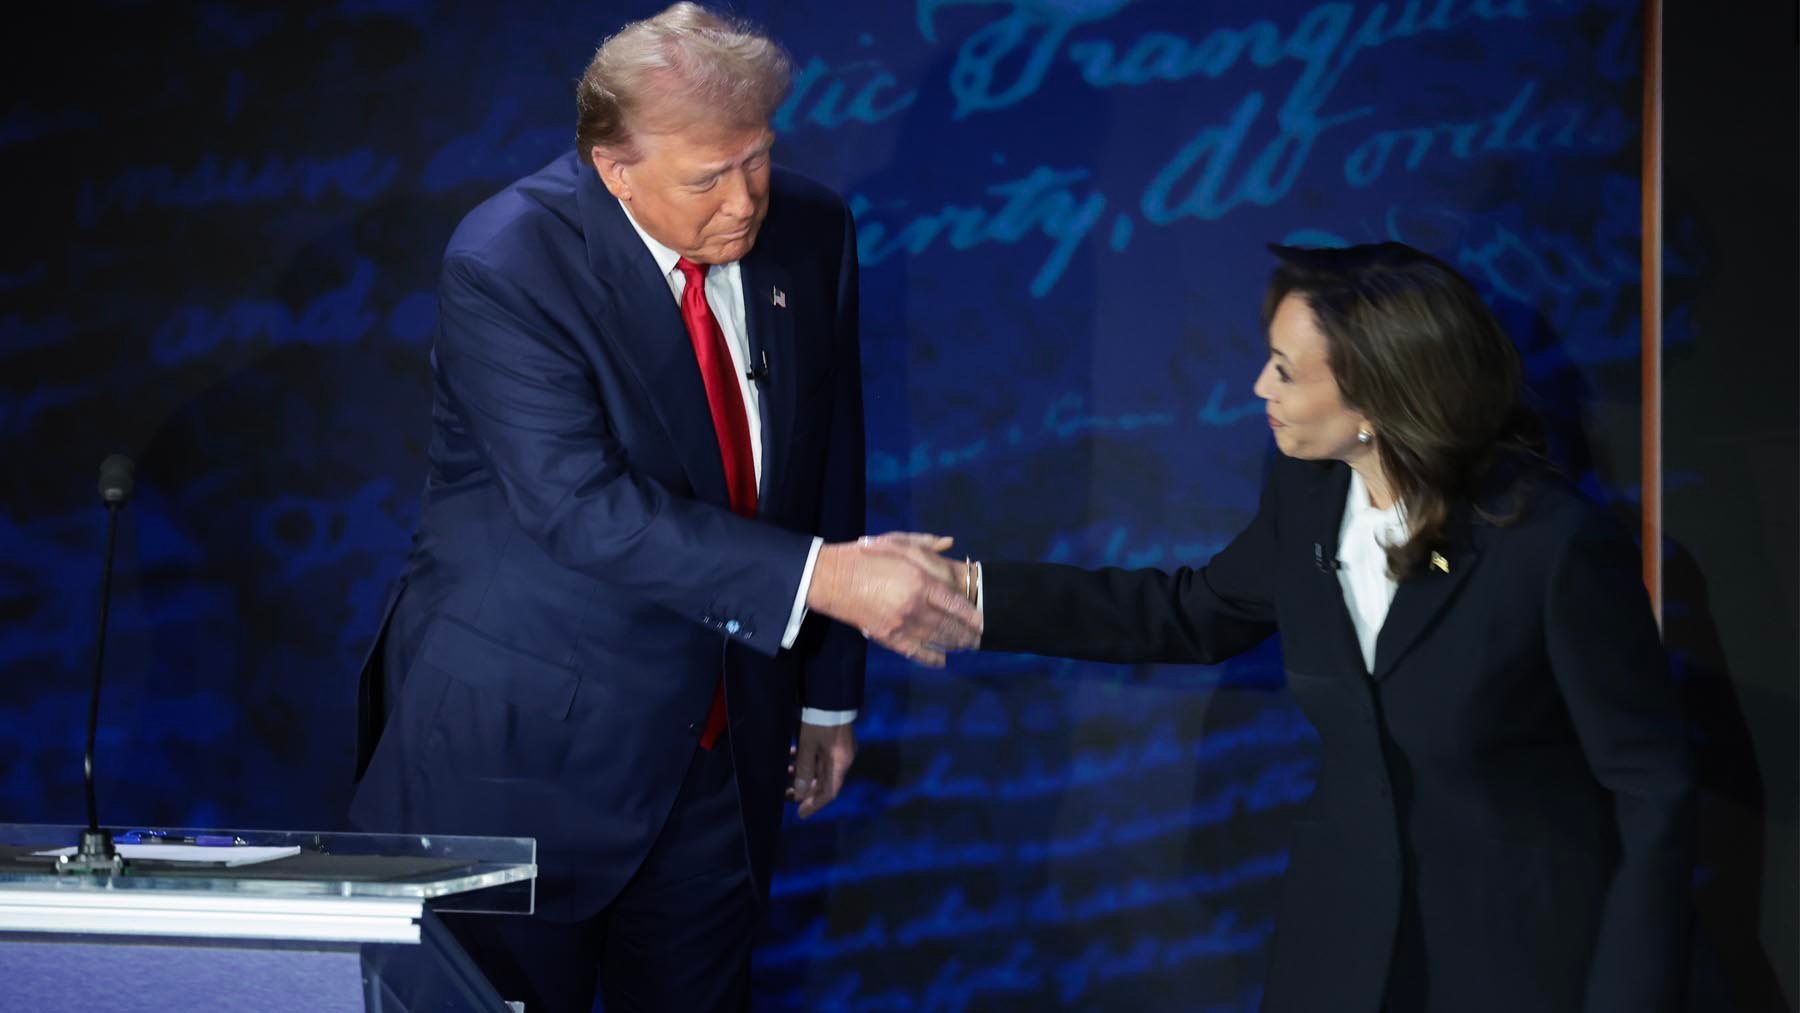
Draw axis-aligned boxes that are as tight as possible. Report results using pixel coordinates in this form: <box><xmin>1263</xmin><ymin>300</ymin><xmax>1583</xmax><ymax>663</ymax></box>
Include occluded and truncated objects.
<box><xmin>1371</xmin><ymin>506</ymin><xmax>1483</xmax><ymax>681</ymax></box>
<box><xmin>574</xmin><ymin>158</ymin><xmax>729</xmax><ymax>506</ymax></box>
<box><xmin>738</xmin><ymin>249</ymin><xmax>795</xmax><ymax>513</ymax></box>
<box><xmin>1298</xmin><ymin>463</ymin><xmax>1366</xmax><ymax>673</ymax></box>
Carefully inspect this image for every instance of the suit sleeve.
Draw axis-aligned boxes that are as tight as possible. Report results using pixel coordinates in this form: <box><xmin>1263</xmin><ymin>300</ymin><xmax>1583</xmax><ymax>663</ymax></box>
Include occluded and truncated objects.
<box><xmin>433</xmin><ymin>251</ymin><xmax>814</xmax><ymax>659</ymax></box>
<box><xmin>793</xmin><ymin>204</ymin><xmax>868</xmax><ymax>710</ymax></box>
<box><xmin>981</xmin><ymin>465</ymin><xmax>1281</xmax><ymax>665</ymax></box>
<box><xmin>1543</xmin><ymin>508</ymin><xmax>1696</xmax><ymax>1012</ymax></box>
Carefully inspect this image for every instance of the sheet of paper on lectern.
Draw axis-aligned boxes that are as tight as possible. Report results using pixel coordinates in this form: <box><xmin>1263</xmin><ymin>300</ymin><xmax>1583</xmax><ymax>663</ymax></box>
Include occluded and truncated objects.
<box><xmin>33</xmin><ymin>844</ymin><xmax>302</xmax><ymax>867</ymax></box>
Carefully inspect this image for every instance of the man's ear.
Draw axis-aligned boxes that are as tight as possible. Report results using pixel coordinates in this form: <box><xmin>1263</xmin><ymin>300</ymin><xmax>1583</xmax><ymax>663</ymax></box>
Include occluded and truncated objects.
<box><xmin>591</xmin><ymin>146</ymin><xmax>631</xmax><ymax>201</ymax></box>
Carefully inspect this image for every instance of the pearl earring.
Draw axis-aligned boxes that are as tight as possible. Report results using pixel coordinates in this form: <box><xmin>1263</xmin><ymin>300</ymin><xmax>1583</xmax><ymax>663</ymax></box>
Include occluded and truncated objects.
<box><xmin>1356</xmin><ymin>428</ymin><xmax>1372</xmax><ymax>445</ymax></box>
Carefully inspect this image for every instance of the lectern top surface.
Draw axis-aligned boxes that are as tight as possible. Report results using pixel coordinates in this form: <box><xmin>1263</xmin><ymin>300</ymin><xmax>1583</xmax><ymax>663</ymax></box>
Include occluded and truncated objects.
<box><xmin>0</xmin><ymin>824</ymin><xmax>536</xmax><ymax>915</ymax></box>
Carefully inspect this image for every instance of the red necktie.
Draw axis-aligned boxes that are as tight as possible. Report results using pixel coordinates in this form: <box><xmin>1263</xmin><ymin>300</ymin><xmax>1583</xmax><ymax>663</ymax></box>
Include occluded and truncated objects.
<box><xmin>675</xmin><ymin>257</ymin><xmax>756</xmax><ymax>750</ymax></box>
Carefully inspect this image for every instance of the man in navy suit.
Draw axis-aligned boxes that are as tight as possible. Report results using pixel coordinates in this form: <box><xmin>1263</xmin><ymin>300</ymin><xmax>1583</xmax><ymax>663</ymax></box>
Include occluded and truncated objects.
<box><xmin>349</xmin><ymin>5</ymin><xmax>981</xmax><ymax>1009</ymax></box>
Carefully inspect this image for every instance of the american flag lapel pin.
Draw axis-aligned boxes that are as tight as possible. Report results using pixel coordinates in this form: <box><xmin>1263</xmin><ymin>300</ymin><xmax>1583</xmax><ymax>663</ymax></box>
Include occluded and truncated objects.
<box><xmin>772</xmin><ymin>287</ymin><xmax>786</xmax><ymax>309</ymax></box>
<box><xmin>1430</xmin><ymin>551</ymin><xmax>1450</xmax><ymax>574</ymax></box>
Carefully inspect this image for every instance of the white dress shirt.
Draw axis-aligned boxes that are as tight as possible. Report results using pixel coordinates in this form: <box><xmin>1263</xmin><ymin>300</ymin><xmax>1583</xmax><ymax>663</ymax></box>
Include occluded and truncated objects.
<box><xmin>617</xmin><ymin>202</ymin><xmax>852</xmax><ymax>727</ymax></box>
<box><xmin>1335</xmin><ymin>469</ymin><xmax>1409</xmax><ymax>674</ymax></box>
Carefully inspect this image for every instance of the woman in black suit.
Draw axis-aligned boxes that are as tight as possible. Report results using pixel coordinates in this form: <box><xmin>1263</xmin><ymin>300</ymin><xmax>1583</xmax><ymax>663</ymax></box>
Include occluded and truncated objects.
<box><xmin>886</xmin><ymin>243</ymin><xmax>1695</xmax><ymax>1012</ymax></box>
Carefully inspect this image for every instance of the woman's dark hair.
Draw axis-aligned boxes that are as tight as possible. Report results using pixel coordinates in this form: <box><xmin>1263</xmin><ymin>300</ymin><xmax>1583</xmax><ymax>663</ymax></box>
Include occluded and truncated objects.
<box><xmin>1263</xmin><ymin>242</ymin><xmax>1543</xmax><ymax>577</ymax></box>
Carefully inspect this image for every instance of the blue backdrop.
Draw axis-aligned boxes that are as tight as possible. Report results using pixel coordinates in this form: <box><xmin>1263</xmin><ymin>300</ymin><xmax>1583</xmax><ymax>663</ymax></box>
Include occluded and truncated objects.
<box><xmin>2</xmin><ymin>1</ymin><xmax>1673</xmax><ymax>1009</ymax></box>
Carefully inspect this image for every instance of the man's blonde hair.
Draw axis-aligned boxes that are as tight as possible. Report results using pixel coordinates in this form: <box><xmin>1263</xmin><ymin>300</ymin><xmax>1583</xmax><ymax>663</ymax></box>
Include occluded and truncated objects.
<box><xmin>576</xmin><ymin>3</ymin><xmax>792</xmax><ymax>161</ymax></box>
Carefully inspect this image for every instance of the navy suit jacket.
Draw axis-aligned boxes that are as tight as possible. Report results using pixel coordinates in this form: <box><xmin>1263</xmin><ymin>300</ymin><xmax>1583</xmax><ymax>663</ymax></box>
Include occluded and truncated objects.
<box><xmin>982</xmin><ymin>455</ymin><xmax>1695</xmax><ymax>1013</ymax></box>
<box><xmin>350</xmin><ymin>152</ymin><xmax>866</xmax><ymax>919</ymax></box>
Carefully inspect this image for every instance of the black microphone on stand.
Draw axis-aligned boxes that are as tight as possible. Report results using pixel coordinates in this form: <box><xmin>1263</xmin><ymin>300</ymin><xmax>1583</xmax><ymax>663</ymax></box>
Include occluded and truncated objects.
<box><xmin>65</xmin><ymin>455</ymin><xmax>134</xmax><ymax>872</ymax></box>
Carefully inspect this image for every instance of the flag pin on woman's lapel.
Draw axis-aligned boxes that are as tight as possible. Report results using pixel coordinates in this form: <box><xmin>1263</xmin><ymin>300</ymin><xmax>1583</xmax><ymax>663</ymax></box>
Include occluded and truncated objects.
<box><xmin>772</xmin><ymin>287</ymin><xmax>786</xmax><ymax>308</ymax></box>
<box><xmin>1430</xmin><ymin>551</ymin><xmax>1450</xmax><ymax>573</ymax></box>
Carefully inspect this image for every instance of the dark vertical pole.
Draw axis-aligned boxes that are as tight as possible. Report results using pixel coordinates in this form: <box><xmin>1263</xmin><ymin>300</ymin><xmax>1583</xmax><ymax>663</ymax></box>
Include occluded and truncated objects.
<box><xmin>1641</xmin><ymin>0</ymin><xmax>1664</xmax><ymax>625</ymax></box>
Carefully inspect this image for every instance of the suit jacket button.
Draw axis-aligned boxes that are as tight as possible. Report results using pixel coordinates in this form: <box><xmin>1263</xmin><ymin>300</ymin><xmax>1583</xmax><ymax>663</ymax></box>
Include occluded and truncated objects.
<box><xmin>686</xmin><ymin>721</ymin><xmax>701</xmax><ymax>736</ymax></box>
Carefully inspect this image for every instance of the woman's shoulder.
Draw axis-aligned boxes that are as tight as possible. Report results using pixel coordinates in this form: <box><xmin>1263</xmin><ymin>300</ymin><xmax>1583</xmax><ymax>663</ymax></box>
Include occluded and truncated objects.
<box><xmin>1475</xmin><ymin>455</ymin><xmax>1633</xmax><ymax>549</ymax></box>
<box><xmin>1267</xmin><ymin>454</ymin><xmax>1346</xmax><ymax>495</ymax></box>
<box><xmin>1260</xmin><ymin>456</ymin><xmax>1353</xmax><ymax>530</ymax></box>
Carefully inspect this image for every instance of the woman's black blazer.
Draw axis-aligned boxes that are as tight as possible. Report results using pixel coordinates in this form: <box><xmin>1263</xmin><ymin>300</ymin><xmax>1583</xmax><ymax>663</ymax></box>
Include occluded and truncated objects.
<box><xmin>982</xmin><ymin>455</ymin><xmax>1695</xmax><ymax>1013</ymax></box>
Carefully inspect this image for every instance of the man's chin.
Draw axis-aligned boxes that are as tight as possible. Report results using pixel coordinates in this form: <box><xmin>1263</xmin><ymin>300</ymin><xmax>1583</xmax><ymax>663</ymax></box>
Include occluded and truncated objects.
<box><xmin>713</xmin><ymin>239</ymin><xmax>754</xmax><ymax>263</ymax></box>
<box><xmin>700</xmin><ymin>225</ymin><xmax>760</xmax><ymax>264</ymax></box>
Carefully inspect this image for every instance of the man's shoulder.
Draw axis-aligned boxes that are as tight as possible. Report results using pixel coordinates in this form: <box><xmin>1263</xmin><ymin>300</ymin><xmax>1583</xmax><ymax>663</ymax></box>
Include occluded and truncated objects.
<box><xmin>445</xmin><ymin>152</ymin><xmax>585</xmax><ymax>265</ymax></box>
<box><xmin>771</xmin><ymin>165</ymin><xmax>843</xmax><ymax>204</ymax></box>
<box><xmin>767</xmin><ymin>165</ymin><xmax>850</xmax><ymax>234</ymax></box>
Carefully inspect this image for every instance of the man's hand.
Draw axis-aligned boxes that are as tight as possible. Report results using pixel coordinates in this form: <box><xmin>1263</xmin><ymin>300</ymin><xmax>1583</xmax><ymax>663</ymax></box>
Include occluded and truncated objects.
<box><xmin>788</xmin><ymin>721</ymin><xmax>855</xmax><ymax>819</ymax></box>
<box><xmin>806</xmin><ymin>533</ymin><xmax>980</xmax><ymax>665</ymax></box>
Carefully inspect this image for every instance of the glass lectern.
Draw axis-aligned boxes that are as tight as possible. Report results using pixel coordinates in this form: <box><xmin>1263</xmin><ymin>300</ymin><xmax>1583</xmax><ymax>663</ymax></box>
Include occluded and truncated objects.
<box><xmin>0</xmin><ymin>823</ymin><xmax>537</xmax><ymax>1011</ymax></box>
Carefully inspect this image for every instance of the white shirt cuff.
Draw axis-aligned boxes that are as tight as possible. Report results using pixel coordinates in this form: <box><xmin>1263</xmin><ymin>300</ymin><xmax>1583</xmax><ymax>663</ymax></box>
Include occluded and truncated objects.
<box><xmin>787</xmin><ymin>539</ymin><xmax>855</xmax><ymax>724</ymax></box>
<box><xmin>781</xmin><ymin>537</ymin><xmax>824</xmax><ymax>650</ymax></box>
<box><xmin>801</xmin><ymin>707</ymin><xmax>858</xmax><ymax>726</ymax></box>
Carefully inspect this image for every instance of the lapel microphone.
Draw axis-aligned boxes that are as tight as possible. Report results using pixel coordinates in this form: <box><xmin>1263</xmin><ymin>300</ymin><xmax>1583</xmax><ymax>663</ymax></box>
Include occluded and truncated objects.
<box><xmin>1313</xmin><ymin>542</ymin><xmax>1342</xmax><ymax>573</ymax></box>
<box><xmin>745</xmin><ymin>349</ymin><xmax>770</xmax><ymax>384</ymax></box>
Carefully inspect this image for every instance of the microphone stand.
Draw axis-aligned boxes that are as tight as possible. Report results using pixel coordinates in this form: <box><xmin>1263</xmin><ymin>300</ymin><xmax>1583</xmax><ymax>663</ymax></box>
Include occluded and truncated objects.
<box><xmin>59</xmin><ymin>458</ymin><xmax>134</xmax><ymax>875</ymax></box>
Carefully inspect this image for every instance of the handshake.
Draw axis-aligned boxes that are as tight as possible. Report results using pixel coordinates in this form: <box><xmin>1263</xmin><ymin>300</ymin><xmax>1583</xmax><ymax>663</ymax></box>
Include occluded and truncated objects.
<box><xmin>805</xmin><ymin>532</ymin><xmax>981</xmax><ymax>666</ymax></box>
